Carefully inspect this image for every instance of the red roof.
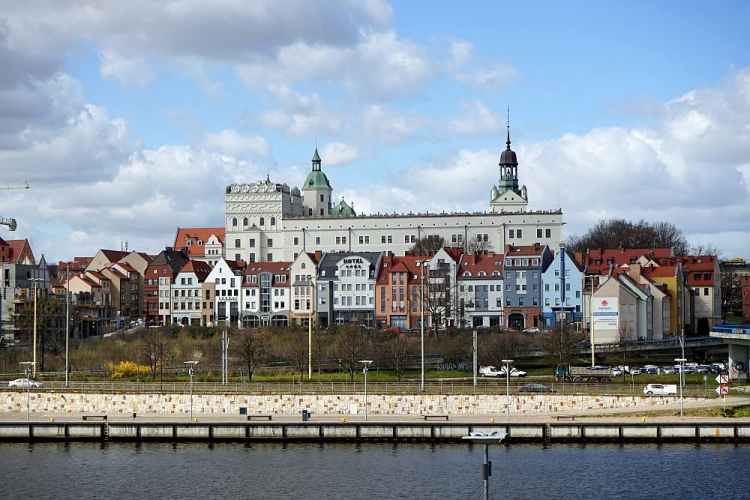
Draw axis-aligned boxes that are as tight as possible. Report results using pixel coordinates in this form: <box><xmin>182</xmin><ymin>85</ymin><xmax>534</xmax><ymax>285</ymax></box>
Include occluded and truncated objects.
<box><xmin>459</xmin><ymin>252</ymin><xmax>504</xmax><ymax>278</ymax></box>
<box><xmin>584</xmin><ymin>248</ymin><xmax>673</xmax><ymax>274</ymax></box>
<box><xmin>174</xmin><ymin>227</ymin><xmax>225</xmax><ymax>258</ymax></box>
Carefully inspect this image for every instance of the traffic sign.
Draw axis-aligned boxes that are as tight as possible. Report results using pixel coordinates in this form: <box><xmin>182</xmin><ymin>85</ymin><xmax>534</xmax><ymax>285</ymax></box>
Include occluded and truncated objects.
<box><xmin>716</xmin><ymin>385</ymin><xmax>730</xmax><ymax>396</ymax></box>
<box><xmin>716</xmin><ymin>374</ymin><xmax>729</xmax><ymax>384</ymax></box>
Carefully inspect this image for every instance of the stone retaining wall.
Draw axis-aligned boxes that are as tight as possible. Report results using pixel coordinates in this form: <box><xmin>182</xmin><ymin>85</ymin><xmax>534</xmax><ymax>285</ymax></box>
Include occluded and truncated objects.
<box><xmin>1</xmin><ymin>392</ymin><xmax>686</xmax><ymax>416</ymax></box>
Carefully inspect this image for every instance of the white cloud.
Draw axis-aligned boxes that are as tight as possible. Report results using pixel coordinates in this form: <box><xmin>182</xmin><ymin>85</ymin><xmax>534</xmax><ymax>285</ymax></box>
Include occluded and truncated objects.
<box><xmin>201</xmin><ymin>129</ymin><xmax>271</xmax><ymax>159</ymax></box>
<box><xmin>448</xmin><ymin>100</ymin><xmax>503</xmax><ymax>138</ymax></box>
<box><xmin>99</xmin><ymin>51</ymin><xmax>155</xmax><ymax>86</ymax></box>
<box><xmin>446</xmin><ymin>38</ymin><xmax>519</xmax><ymax>91</ymax></box>
<box><xmin>319</xmin><ymin>141</ymin><xmax>360</xmax><ymax>166</ymax></box>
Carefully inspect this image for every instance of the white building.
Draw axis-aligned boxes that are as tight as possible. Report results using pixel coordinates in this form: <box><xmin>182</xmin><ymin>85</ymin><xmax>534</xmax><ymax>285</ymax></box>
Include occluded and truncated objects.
<box><xmin>172</xmin><ymin>260</ymin><xmax>212</xmax><ymax>326</ymax></box>
<box><xmin>205</xmin><ymin>258</ymin><xmax>244</xmax><ymax>325</ymax></box>
<box><xmin>240</xmin><ymin>262</ymin><xmax>291</xmax><ymax>327</ymax></box>
<box><xmin>224</xmin><ymin>135</ymin><xmax>564</xmax><ymax>263</ymax></box>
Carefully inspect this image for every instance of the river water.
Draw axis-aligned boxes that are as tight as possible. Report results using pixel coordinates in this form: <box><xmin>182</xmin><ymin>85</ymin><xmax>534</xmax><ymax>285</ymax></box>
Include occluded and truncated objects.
<box><xmin>2</xmin><ymin>442</ymin><xmax>747</xmax><ymax>499</ymax></box>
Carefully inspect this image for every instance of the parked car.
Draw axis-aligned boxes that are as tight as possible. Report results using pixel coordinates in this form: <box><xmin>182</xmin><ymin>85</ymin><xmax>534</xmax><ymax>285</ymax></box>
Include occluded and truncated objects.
<box><xmin>8</xmin><ymin>378</ymin><xmax>43</xmax><ymax>389</ymax></box>
<box><xmin>645</xmin><ymin>367</ymin><xmax>660</xmax><ymax>375</ymax></box>
<box><xmin>519</xmin><ymin>383</ymin><xmax>556</xmax><ymax>393</ymax></box>
<box><xmin>479</xmin><ymin>366</ymin><xmax>503</xmax><ymax>377</ymax></box>
<box><xmin>662</xmin><ymin>366</ymin><xmax>677</xmax><ymax>375</ymax></box>
<box><xmin>502</xmin><ymin>367</ymin><xmax>527</xmax><ymax>377</ymax></box>
<box><xmin>630</xmin><ymin>367</ymin><xmax>643</xmax><ymax>375</ymax></box>
<box><xmin>612</xmin><ymin>368</ymin><xmax>623</xmax><ymax>377</ymax></box>
<box><xmin>522</xmin><ymin>327</ymin><xmax>540</xmax><ymax>333</ymax></box>
<box><xmin>711</xmin><ymin>363</ymin><xmax>728</xmax><ymax>373</ymax></box>
<box><xmin>695</xmin><ymin>365</ymin><xmax>711</xmax><ymax>374</ymax></box>
<box><xmin>643</xmin><ymin>384</ymin><xmax>677</xmax><ymax>396</ymax></box>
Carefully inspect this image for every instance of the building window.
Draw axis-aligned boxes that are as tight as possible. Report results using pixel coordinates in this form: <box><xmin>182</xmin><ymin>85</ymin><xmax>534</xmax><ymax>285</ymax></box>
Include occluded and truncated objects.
<box><xmin>359</xmin><ymin>235</ymin><xmax>370</xmax><ymax>244</ymax></box>
<box><xmin>537</xmin><ymin>229</ymin><xmax>542</xmax><ymax>238</ymax></box>
<box><xmin>546</xmin><ymin>229</ymin><xmax>551</xmax><ymax>238</ymax></box>
<box><xmin>316</xmin><ymin>237</ymin><xmax>321</xmax><ymax>245</ymax></box>
<box><xmin>249</xmin><ymin>238</ymin><xmax>255</xmax><ymax>248</ymax></box>
<box><xmin>294</xmin><ymin>237</ymin><xmax>299</xmax><ymax>245</ymax></box>
<box><xmin>508</xmin><ymin>229</ymin><xmax>514</xmax><ymax>238</ymax></box>
<box><xmin>260</xmin><ymin>217</ymin><xmax>265</xmax><ymax>226</ymax></box>
<box><xmin>320</xmin><ymin>194</ymin><xmax>325</xmax><ymax>202</ymax></box>
<box><xmin>271</xmin><ymin>217</ymin><xmax>276</xmax><ymax>226</ymax></box>
<box><xmin>517</xmin><ymin>229</ymin><xmax>522</xmax><ymax>238</ymax></box>
<box><xmin>235</xmin><ymin>239</ymin><xmax>241</xmax><ymax>248</ymax></box>
<box><xmin>268</xmin><ymin>238</ymin><xmax>273</xmax><ymax>247</ymax></box>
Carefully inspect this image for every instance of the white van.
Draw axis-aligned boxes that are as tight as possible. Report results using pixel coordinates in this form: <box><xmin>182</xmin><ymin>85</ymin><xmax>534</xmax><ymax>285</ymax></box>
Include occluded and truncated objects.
<box><xmin>643</xmin><ymin>384</ymin><xmax>677</xmax><ymax>396</ymax></box>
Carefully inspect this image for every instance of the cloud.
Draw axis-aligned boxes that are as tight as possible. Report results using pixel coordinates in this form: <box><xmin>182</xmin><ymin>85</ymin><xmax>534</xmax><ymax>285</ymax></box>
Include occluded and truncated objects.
<box><xmin>447</xmin><ymin>38</ymin><xmax>519</xmax><ymax>91</ymax></box>
<box><xmin>201</xmin><ymin>129</ymin><xmax>272</xmax><ymax>159</ymax></box>
<box><xmin>99</xmin><ymin>51</ymin><xmax>155</xmax><ymax>86</ymax></box>
<box><xmin>319</xmin><ymin>141</ymin><xmax>361</xmax><ymax>167</ymax></box>
<box><xmin>448</xmin><ymin>100</ymin><xmax>503</xmax><ymax>138</ymax></box>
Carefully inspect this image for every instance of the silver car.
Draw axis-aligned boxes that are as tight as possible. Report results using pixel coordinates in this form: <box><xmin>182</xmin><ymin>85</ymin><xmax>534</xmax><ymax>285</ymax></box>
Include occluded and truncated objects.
<box><xmin>8</xmin><ymin>378</ymin><xmax>43</xmax><ymax>389</ymax></box>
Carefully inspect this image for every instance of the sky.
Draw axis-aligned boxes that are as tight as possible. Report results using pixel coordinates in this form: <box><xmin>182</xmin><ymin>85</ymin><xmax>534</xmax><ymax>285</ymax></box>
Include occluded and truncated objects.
<box><xmin>1</xmin><ymin>0</ymin><xmax>750</xmax><ymax>263</ymax></box>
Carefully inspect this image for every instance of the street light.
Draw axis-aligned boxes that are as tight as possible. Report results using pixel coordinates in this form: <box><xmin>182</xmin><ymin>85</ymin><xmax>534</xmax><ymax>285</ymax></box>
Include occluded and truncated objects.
<box><xmin>360</xmin><ymin>360</ymin><xmax>373</xmax><ymax>420</ymax></box>
<box><xmin>675</xmin><ymin>357</ymin><xmax>687</xmax><ymax>420</ymax></box>
<box><xmin>184</xmin><ymin>361</ymin><xmax>199</xmax><ymax>420</ymax></box>
<box><xmin>30</xmin><ymin>277</ymin><xmax>43</xmax><ymax>377</ymax></box>
<box><xmin>502</xmin><ymin>359</ymin><xmax>513</xmax><ymax>421</ymax></box>
<box><xmin>65</xmin><ymin>262</ymin><xmax>71</xmax><ymax>387</ymax></box>
<box><xmin>419</xmin><ymin>260</ymin><xmax>428</xmax><ymax>392</ymax></box>
<box><xmin>19</xmin><ymin>361</ymin><xmax>35</xmax><ymax>421</ymax></box>
<box><xmin>307</xmin><ymin>275</ymin><xmax>313</xmax><ymax>381</ymax></box>
<box><xmin>462</xmin><ymin>431</ymin><xmax>507</xmax><ymax>500</ymax></box>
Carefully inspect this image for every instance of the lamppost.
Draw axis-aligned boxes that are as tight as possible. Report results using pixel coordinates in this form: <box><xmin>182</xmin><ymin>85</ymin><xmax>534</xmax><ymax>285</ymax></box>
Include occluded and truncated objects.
<box><xmin>360</xmin><ymin>360</ymin><xmax>372</xmax><ymax>420</ymax></box>
<box><xmin>30</xmin><ymin>277</ymin><xmax>43</xmax><ymax>377</ymax></box>
<box><xmin>65</xmin><ymin>262</ymin><xmax>71</xmax><ymax>387</ymax></box>
<box><xmin>502</xmin><ymin>359</ymin><xmax>513</xmax><ymax>421</ymax></box>
<box><xmin>307</xmin><ymin>275</ymin><xmax>313</xmax><ymax>381</ymax></box>
<box><xmin>675</xmin><ymin>357</ymin><xmax>687</xmax><ymax>420</ymax></box>
<box><xmin>184</xmin><ymin>361</ymin><xmax>198</xmax><ymax>420</ymax></box>
<box><xmin>462</xmin><ymin>431</ymin><xmax>507</xmax><ymax>500</ymax></box>
<box><xmin>19</xmin><ymin>361</ymin><xmax>35</xmax><ymax>421</ymax></box>
<box><xmin>419</xmin><ymin>260</ymin><xmax>427</xmax><ymax>392</ymax></box>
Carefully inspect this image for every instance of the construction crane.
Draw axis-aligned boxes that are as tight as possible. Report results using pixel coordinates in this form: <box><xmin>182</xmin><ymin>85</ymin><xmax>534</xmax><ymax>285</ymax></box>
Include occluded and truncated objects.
<box><xmin>1</xmin><ymin>182</ymin><xmax>30</xmax><ymax>231</ymax></box>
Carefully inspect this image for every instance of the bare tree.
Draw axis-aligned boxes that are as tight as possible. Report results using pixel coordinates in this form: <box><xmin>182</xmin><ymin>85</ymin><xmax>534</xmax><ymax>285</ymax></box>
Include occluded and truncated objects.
<box><xmin>615</xmin><ymin>322</ymin><xmax>635</xmax><ymax>383</ymax></box>
<box><xmin>379</xmin><ymin>330</ymin><xmax>418</xmax><ymax>381</ymax></box>
<box><xmin>566</xmin><ymin>218</ymin><xmax>690</xmax><ymax>255</ymax></box>
<box><xmin>232</xmin><ymin>327</ymin><xmax>270</xmax><ymax>381</ymax></box>
<box><xmin>13</xmin><ymin>292</ymin><xmax>63</xmax><ymax>371</ymax></box>
<box><xmin>274</xmin><ymin>326</ymin><xmax>308</xmax><ymax>383</ymax></box>
<box><xmin>137</xmin><ymin>327</ymin><xmax>173</xmax><ymax>382</ymax></box>
<box><xmin>467</xmin><ymin>238</ymin><xmax>493</xmax><ymax>254</ymax></box>
<box><xmin>720</xmin><ymin>265</ymin><xmax>743</xmax><ymax>318</ymax></box>
<box><xmin>408</xmin><ymin>235</ymin><xmax>445</xmax><ymax>256</ymax></box>
<box><xmin>541</xmin><ymin>322</ymin><xmax>586</xmax><ymax>369</ymax></box>
<box><xmin>331</xmin><ymin>324</ymin><xmax>370</xmax><ymax>379</ymax></box>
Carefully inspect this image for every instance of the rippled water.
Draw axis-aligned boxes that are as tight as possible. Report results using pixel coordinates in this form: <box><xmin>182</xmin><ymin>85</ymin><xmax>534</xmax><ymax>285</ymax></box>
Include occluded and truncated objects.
<box><xmin>2</xmin><ymin>442</ymin><xmax>748</xmax><ymax>500</ymax></box>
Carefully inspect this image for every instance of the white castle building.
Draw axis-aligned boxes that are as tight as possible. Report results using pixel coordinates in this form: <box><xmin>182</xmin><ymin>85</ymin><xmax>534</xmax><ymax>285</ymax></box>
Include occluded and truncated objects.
<box><xmin>224</xmin><ymin>130</ymin><xmax>563</xmax><ymax>263</ymax></box>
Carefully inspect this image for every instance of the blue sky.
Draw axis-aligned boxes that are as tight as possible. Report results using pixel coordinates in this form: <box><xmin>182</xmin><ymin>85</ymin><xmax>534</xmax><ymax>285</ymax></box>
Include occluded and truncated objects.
<box><xmin>1</xmin><ymin>0</ymin><xmax>749</xmax><ymax>262</ymax></box>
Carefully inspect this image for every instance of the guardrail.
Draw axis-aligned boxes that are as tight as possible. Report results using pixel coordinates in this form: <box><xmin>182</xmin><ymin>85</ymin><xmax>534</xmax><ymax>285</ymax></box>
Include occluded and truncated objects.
<box><xmin>0</xmin><ymin>380</ymin><xmax>730</xmax><ymax>398</ymax></box>
<box><xmin>712</xmin><ymin>325</ymin><xmax>750</xmax><ymax>334</ymax></box>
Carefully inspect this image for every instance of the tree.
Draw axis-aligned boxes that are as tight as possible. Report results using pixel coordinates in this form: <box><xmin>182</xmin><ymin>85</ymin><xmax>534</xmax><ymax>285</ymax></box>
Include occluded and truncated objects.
<box><xmin>615</xmin><ymin>322</ymin><xmax>635</xmax><ymax>383</ymax></box>
<box><xmin>565</xmin><ymin>218</ymin><xmax>690</xmax><ymax>255</ymax></box>
<box><xmin>408</xmin><ymin>235</ymin><xmax>445</xmax><ymax>256</ymax></box>
<box><xmin>378</xmin><ymin>330</ymin><xmax>418</xmax><ymax>381</ymax></box>
<box><xmin>13</xmin><ymin>292</ymin><xmax>64</xmax><ymax>372</ymax></box>
<box><xmin>331</xmin><ymin>324</ymin><xmax>370</xmax><ymax>379</ymax></box>
<box><xmin>274</xmin><ymin>326</ymin><xmax>308</xmax><ymax>383</ymax></box>
<box><xmin>137</xmin><ymin>327</ymin><xmax>173</xmax><ymax>382</ymax></box>
<box><xmin>467</xmin><ymin>238</ymin><xmax>493</xmax><ymax>254</ymax></box>
<box><xmin>232</xmin><ymin>327</ymin><xmax>270</xmax><ymax>381</ymax></box>
<box><xmin>720</xmin><ymin>265</ymin><xmax>743</xmax><ymax>319</ymax></box>
<box><xmin>541</xmin><ymin>322</ymin><xmax>585</xmax><ymax>369</ymax></box>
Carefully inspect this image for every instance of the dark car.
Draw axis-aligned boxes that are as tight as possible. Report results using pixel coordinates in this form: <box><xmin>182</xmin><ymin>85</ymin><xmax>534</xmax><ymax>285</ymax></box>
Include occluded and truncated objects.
<box><xmin>519</xmin><ymin>383</ymin><xmax>556</xmax><ymax>393</ymax></box>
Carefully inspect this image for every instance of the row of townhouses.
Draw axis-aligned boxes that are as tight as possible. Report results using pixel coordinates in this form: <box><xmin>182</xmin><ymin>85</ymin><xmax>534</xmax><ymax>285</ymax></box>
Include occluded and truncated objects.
<box><xmin>0</xmin><ymin>134</ymin><xmax>726</xmax><ymax>345</ymax></box>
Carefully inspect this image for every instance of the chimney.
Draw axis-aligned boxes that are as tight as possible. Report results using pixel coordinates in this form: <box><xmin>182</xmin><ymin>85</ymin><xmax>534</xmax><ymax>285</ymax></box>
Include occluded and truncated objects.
<box><xmin>628</xmin><ymin>263</ymin><xmax>642</xmax><ymax>282</ymax></box>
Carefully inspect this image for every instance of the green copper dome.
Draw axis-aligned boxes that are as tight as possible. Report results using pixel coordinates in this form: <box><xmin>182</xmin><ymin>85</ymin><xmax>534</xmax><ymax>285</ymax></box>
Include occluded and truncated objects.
<box><xmin>331</xmin><ymin>197</ymin><xmax>356</xmax><ymax>217</ymax></box>
<box><xmin>303</xmin><ymin>170</ymin><xmax>332</xmax><ymax>190</ymax></box>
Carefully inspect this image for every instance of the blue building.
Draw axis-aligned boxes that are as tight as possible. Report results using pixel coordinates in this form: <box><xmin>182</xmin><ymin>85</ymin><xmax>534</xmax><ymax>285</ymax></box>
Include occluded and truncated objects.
<box><xmin>541</xmin><ymin>246</ymin><xmax>584</xmax><ymax>330</ymax></box>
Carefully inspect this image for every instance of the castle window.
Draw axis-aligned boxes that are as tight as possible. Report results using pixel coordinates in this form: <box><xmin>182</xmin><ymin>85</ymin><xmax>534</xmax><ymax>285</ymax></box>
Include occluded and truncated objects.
<box><xmin>271</xmin><ymin>217</ymin><xmax>276</xmax><ymax>226</ymax></box>
<box><xmin>243</xmin><ymin>217</ymin><xmax>248</xmax><ymax>226</ymax></box>
<box><xmin>232</xmin><ymin>218</ymin><xmax>237</xmax><ymax>227</ymax></box>
<box><xmin>260</xmin><ymin>217</ymin><xmax>265</xmax><ymax>226</ymax></box>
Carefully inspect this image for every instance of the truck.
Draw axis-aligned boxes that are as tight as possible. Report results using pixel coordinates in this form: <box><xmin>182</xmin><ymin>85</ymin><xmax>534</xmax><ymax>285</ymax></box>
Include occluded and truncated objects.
<box><xmin>555</xmin><ymin>364</ymin><xmax>613</xmax><ymax>383</ymax></box>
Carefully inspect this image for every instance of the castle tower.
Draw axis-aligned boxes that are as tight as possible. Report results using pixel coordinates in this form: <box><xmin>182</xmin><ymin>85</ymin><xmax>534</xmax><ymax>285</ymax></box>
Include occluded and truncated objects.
<box><xmin>490</xmin><ymin>116</ymin><xmax>529</xmax><ymax>213</ymax></box>
<box><xmin>301</xmin><ymin>148</ymin><xmax>333</xmax><ymax>217</ymax></box>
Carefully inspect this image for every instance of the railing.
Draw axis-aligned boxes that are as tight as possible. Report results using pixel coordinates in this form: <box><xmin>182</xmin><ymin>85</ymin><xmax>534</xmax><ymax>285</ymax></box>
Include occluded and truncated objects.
<box><xmin>712</xmin><ymin>325</ymin><xmax>750</xmax><ymax>334</ymax></box>
<box><xmin>0</xmin><ymin>380</ymin><xmax>732</xmax><ymax>398</ymax></box>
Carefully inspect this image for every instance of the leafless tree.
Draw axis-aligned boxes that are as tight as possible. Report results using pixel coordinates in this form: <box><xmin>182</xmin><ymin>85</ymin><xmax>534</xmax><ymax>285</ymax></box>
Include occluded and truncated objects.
<box><xmin>13</xmin><ymin>291</ymin><xmax>63</xmax><ymax>372</ymax></box>
<box><xmin>232</xmin><ymin>327</ymin><xmax>270</xmax><ymax>382</ymax></box>
<box><xmin>566</xmin><ymin>218</ymin><xmax>690</xmax><ymax>255</ymax></box>
<box><xmin>467</xmin><ymin>238</ymin><xmax>493</xmax><ymax>254</ymax></box>
<box><xmin>379</xmin><ymin>330</ymin><xmax>418</xmax><ymax>381</ymax></box>
<box><xmin>541</xmin><ymin>322</ymin><xmax>586</xmax><ymax>369</ymax></box>
<box><xmin>615</xmin><ymin>322</ymin><xmax>635</xmax><ymax>383</ymax></box>
<box><xmin>331</xmin><ymin>324</ymin><xmax>371</xmax><ymax>379</ymax></box>
<box><xmin>137</xmin><ymin>327</ymin><xmax>173</xmax><ymax>382</ymax></box>
<box><xmin>408</xmin><ymin>235</ymin><xmax>445</xmax><ymax>256</ymax></box>
<box><xmin>274</xmin><ymin>326</ymin><xmax>308</xmax><ymax>383</ymax></box>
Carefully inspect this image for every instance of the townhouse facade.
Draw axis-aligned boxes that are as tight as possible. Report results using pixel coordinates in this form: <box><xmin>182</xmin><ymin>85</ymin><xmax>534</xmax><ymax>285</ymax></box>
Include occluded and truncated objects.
<box><xmin>204</xmin><ymin>258</ymin><xmax>244</xmax><ymax>326</ymax></box>
<box><xmin>241</xmin><ymin>262</ymin><xmax>291</xmax><ymax>327</ymax></box>
<box><xmin>144</xmin><ymin>248</ymin><xmax>190</xmax><ymax>326</ymax></box>
<box><xmin>172</xmin><ymin>260</ymin><xmax>212</xmax><ymax>326</ymax></box>
<box><xmin>541</xmin><ymin>246</ymin><xmax>584</xmax><ymax>330</ymax></box>
<box><xmin>503</xmin><ymin>243</ymin><xmax>552</xmax><ymax>330</ymax></box>
<box><xmin>457</xmin><ymin>252</ymin><xmax>505</xmax><ymax>328</ymax></box>
<box><xmin>374</xmin><ymin>252</ymin><xmax>426</xmax><ymax>330</ymax></box>
<box><xmin>315</xmin><ymin>251</ymin><xmax>382</xmax><ymax>328</ymax></box>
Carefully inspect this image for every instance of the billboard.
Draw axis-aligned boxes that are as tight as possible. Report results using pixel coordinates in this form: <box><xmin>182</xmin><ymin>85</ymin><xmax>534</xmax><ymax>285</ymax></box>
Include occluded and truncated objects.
<box><xmin>593</xmin><ymin>297</ymin><xmax>619</xmax><ymax>329</ymax></box>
